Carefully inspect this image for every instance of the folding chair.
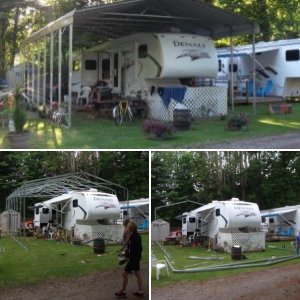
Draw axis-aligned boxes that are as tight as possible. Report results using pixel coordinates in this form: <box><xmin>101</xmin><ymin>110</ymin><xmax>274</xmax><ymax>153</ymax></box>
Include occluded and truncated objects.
<box><xmin>151</xmin><ymin>253</ymin><xmax>169</xmax><ymax>280</ymax></box>
<box><xmin>77</xmin><ymin>86</ymin><xmax>91</xmax><ymax>106</ymax></box>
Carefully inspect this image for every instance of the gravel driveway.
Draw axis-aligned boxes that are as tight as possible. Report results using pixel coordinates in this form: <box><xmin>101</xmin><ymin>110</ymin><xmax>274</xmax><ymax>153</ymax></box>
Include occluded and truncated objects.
<box><xmin>152</xmin><ymin>263</ymin><xmax>300</xmax><ymax>300</ymax></box>
<box><xmin>0</xmin><ymin>263</ymin><xmax>149</xmax><ymax>300</ymax></box>
<box><xmin>196</xmin><ymin>132</ymin><xmax>300</xmax><ymax>149</ymax></box>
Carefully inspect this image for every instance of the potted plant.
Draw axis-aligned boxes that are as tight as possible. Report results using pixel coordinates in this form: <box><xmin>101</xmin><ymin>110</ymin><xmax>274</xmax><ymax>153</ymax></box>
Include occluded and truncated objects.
<box><xmin>143</xmin><ymin>119</ymin><xmax>176</xmax><ymax>140</ymax></box>
<box><xmin>226</xmin><ymin>112</ymin><xmax>250</xmax><ymax>131</ymax></box>
<box><xmin>6</xmin><ymin>87</ymin><xmax>31</xmax><ymax>148</ymax></box>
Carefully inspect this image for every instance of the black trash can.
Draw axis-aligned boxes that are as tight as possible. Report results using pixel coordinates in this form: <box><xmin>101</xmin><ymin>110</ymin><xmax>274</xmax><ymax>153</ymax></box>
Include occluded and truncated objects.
<box><xmin>93</xmin><ymin>238</ymin><xmax>105</xmax><ymax>254</ymax></box>
<box><xmin>231</xmin><ymin>245</ymin><xmax>242</xmax><ymax>260</ymax></box>
<box><xmin>173</xmin><ymin>105</ymin><xmax>191</xmax><ymax>130</ymax></box>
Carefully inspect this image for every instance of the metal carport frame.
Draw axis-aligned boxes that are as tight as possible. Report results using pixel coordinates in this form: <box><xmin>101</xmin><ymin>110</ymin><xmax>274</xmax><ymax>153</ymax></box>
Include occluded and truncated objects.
<box><xmin>5</xmin><ymin>172</ymin><xmax>128</xmax><ymax>250</ymax></box>
<box><xmin>21</xmin><ymin>0</ymin><xmax>260</xmax><ymax>127</ymax></box>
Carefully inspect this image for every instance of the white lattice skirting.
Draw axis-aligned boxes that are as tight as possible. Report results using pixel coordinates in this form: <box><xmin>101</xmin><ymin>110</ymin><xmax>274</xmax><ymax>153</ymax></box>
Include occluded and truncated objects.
<box><xmin>74</xmin><ymin>222</ymin><xmax>123</xmax><ymax>245</ymax></box>
<box><xmin>218</xmin><ymin>231</ymin><xmax>265</xmax><ymax>252</ymax></box>
<box><xmin>147</xmin><ymin>86</ymin><xmax>228</xmax><ymax>121</ymax></box>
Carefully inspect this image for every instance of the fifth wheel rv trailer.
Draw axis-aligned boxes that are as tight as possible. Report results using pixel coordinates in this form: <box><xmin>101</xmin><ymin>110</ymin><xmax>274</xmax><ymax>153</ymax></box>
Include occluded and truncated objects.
<box><xmin>118</xmin><ymin>198</ymin><xmax>149</xmax><ymax>230</ymax></box>
<box><xmin>182</xmin><ymin>198</ymin><xmax>265</xmax><ymax>252</ymax></box>
<box><xmin>73</xmin><ymin>32</ymin><xmax>227</xmax><ymax>120</ymax></box>
<box><xmin>33</xmin><ymin>189</ymin><xmax>120</xmax><ymax>230</ymax></box>
<box><xmin>261</xmin><ymin>205</ymin><xmax>300</xmax><ymax>237</ymax></box>
<box><xmin>217</xmin><ymin>38</ymin><xmax>300</xmax><ymax>99</ymax></box>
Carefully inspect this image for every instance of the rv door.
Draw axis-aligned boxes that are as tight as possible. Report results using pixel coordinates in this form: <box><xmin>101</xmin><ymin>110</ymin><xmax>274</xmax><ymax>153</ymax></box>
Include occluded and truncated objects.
<box><xmin>99</xmin><ymin>53</ymin><xmax>110</xmax><ymax>81</ymax></box>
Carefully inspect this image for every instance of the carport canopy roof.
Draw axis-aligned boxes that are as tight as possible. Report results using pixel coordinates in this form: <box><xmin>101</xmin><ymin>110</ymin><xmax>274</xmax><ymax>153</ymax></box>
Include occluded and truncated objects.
<box><xmin>24</xmin><ymin>0</ymin><xmax>259</xmax><ymax>45</ymax></box>
<box><xmin>6</xmin><ymin>172</ymin><xmax>128</xmax><ymax>201</ymax></box>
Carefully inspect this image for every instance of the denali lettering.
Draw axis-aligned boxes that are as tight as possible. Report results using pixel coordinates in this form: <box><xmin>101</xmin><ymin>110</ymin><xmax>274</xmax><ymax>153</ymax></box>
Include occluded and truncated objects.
<box><xmin>173</xmin><ymin>41</ymin><xmax>206</xmax><ymax>48</ymax></box>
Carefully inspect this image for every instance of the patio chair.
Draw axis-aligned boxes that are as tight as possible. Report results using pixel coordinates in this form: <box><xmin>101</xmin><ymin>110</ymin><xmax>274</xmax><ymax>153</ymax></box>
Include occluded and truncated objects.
<box><xmin>151</xmin><ymin>253</ymin><xmax>169</xmax><ymax>280</ymax></box>
<box><xmin>257</xmin><ymin>80</ymin><xmax>273</xmax><ymax>97</ymax></box>
<box><xmin>247</xmin><ymin>80</ymin><xmax>253</xmax><ymax>97</ymax></box>
<box><xmin>77</xmin><ymin>86</ymin><xmax>91</xmax><ymax>106</ymax></box>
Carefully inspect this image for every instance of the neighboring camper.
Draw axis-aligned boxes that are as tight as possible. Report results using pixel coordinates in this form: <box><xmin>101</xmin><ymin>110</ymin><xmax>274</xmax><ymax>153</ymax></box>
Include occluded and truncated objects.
<box><xmin>182</xmin><ymin>209</ymin><xmax>199</xmax><ymax>237</ymax></box>
<box><xmin>73</xmin><ymin>32</ymin><xmax>227</xmax><ymax>120</ymax></box>
<box><xmin>33</xmin><ymin>189</ymin><xmax>120</xmax><ymax>230</ymax></box>
<box><xmin>217</xmin><ymin>38</ymin><xmax>300</xmax><ymax>99</ymax></box>
<box><xmin>261</xmin><ymin>205</ymin><xmax>300</xmax><ymax>237</ymax></box>
<box><xmin>182</xmin><ymin>198</ymin><xmax>264</xmax><ymax>252</ymax></box>
<box><xmin>119</xmin><ymin>198</ymin><xmax>149</xmax><ymax>230</ymax></box>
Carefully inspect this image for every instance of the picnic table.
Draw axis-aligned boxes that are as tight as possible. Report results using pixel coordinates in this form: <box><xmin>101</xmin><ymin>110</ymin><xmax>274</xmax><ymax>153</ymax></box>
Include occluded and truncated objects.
<box><xmin>88</xmin><ymin>98</ymin><xmax>148</xmax><ymax>119</ymax></box>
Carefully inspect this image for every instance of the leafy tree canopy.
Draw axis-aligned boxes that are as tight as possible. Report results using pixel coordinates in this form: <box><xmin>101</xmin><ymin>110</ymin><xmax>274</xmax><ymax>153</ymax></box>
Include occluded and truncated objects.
<box><xmin>152</xmin><ymin>151</ymin><xmax>300</xmax><ymax>226</ymax></box>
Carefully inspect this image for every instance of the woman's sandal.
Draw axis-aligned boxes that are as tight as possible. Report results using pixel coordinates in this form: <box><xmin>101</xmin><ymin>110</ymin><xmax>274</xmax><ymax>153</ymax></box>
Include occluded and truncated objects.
<box><xmin>133</xmin><ymin>291</ymin><xmax>144</xmax><ymax>298</ymax></box>
<box><xmin>115</xmin><ymin>290</ymin><xmax>126</xmax><ymax>298</ymax></box>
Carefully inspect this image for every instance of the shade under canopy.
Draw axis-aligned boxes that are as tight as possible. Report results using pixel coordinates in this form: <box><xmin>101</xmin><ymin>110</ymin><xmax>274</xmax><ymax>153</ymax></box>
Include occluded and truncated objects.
<box><xmin>24</xmin><ymin>0</ymin><xmax>259</xmax><ymax>45</ymax></box>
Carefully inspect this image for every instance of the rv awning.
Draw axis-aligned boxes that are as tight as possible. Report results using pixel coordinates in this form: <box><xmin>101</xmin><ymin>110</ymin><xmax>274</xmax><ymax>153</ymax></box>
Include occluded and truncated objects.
<box><xmin>24</xmin><ymin>0</ymin><xmax>259</xmax><ymax>45</ymax></box>
<box><xmin>261</xmin><ymin>208</ymin><xmax>297</xmax><ymax>218</ymax></box>
<box><xmin>218</xmin><ymin>46</ymin><xmax>280</xmax><ymax>58</ymax></box>
<box><xmin>120</xmin><ymin>204</ymin><xmax>147</xmax><ymax>209</ymax></box>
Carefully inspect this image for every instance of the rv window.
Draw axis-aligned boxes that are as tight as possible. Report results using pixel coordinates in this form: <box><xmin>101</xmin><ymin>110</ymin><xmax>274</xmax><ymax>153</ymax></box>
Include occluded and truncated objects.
<box><xmin>139</xmin><ymin>45</ymin><xmax>148</xmax><ymax>58</ymax></box>
<box><xmin>261</xmin><ymin>217</ymin><xmax>266</xmax><ymax>223</ymax></box>
<box><xmin>286</xmin><ymin>49</ymin><xmax>300</xmax><ymax>61</ymax></box>
<box><xmin>269</xmin><ymin>218</ymin><xmax>274</xmax><ymax>224</ymax></box>
<box><xmin>35</xmin><ymin>207</ymin><xmax>39</xmax><ymax>215</ymax></box>
<box><xmin>216</xmin><ymin>209</ymin><xmax>220</xmax><ymax>216</ymax></box>
<box><xmin>85</xmin><ymin>60</ymin><xmax>97</xmax><ymax>70</ymax></box>
<box><xmin>73</xmin><ymin>199</ymin><xmax>78</xmax><ymax>208</ymax></box>
<box><xmin>218</xmin><ymin>59</ymin><xmax>222</xmax><ymax>72</ymax></box>
<box><xmin>229</xmin><ymin>64</ymin><xmax>238</xmax><ymax>73</ymax></box>
<box><xmin>42</xmin><ymin>208</ymin><xmax>49</xmax><ymax>214</ymax></box>
<box><xmin>189</xmin><ymin>217</ymin><xmax>196</xmax><ymax>223</ymax></box>
<box><xmin>123</xmin><ymin>210</ymin><xmax>128</xmax><ymax>216</ymax></box>
<box><xmin>182</xmin><ymin>217</ymin><xmax>186</xmax><ymax>224</ymax></box>
<box><xmin>73</xmin><ymin>60</ymin><xmax>80</xmax><ymax>71</ymax></box>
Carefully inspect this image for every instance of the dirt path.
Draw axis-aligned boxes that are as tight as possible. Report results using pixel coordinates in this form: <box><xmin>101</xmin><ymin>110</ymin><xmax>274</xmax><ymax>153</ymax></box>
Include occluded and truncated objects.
<box><xmin>196</xmin><ymin>132</ymin><xmax>300</xmax><ymax>149</ymax></box>
<box><xmin>152</xmin><ymin>263</ymin><xmax>300</xmax><ymax>300</ymax></box>
<box><xmin>0</xmin><ymin>264</ymin><xmax>149</xmax><ymax>300</ymax></box>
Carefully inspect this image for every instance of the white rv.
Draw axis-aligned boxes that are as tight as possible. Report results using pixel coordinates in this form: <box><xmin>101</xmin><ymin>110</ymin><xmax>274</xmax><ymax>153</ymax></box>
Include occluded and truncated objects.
<box><xmin>33</xmin><ymin>189</ymin><xmax>120</xmax><ymax>230</ymax></box>
<box><xmin>73</xmin><ymin>32</ymin><xmax>227</xmax><ymax>120</ymax></box>
<box><xmin>217</xmin><ymin>38</ymin><xmax>300</xmax><ymax>99</ymax></box>
<box><xmin>182</xmin><ymin>209</ymin><xmax>199</xmax><ymax>237</ymax></box>
<box><xmin>261</xmin><ymin>205</ymin><xmax>300</xmax><ymax>237</ymax></box>
<box><xmin>182</xmin><ymin>198</ymin><xmax>264</xmax><ymax>252</ymax></box>
<box><xmin>118</xmin><ymin>198</ymin><xmax>149</xmax><ymax>230</ymax></box>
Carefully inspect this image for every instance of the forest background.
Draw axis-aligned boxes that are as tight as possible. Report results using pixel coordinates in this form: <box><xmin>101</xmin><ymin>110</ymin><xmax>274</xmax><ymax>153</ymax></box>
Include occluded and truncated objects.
<box><xmin>0</xmin><ymin>151</ymin><xmax>149</xmax><ymax>211</ymax></box>
<box><xmin>152</xmin><ymin>151</ymin><xmax>300</xmax><ymax>225</ymax></box>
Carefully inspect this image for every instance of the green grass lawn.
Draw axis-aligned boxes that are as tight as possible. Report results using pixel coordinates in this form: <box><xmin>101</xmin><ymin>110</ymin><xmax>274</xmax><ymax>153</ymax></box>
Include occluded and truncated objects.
<box><xmin>1</xmin><ymin>103</ymin><xmax>300</xmax><ymax>149</ymax></box>
<box><xmin>0</xmin><ymin>234</ymin><xmax>148</xmax><ymax>289</ymax></box>
<box><xmin>152</xmin><ymin>241</ymin><xmax>300</xmax><ymax>288</ymax></box>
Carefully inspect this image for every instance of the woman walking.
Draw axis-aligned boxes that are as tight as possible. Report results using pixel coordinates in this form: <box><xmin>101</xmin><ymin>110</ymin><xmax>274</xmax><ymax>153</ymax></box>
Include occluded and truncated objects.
<box><xmin>115</xmin><ymin>221</ymin><xmax>144</xmax><ymax>298</ymax></box>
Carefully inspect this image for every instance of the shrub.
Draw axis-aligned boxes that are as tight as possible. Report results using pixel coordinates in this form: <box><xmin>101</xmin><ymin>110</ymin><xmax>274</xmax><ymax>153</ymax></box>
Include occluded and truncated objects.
<box><xmin>143</xmin><ymin>119</ymin><xmax>176</xmax><ymax>140</ymax></box>
<box><xmin>226</xmin><ymin>112</ymin><xmax>250</xmax><ymax>131</ymax></box>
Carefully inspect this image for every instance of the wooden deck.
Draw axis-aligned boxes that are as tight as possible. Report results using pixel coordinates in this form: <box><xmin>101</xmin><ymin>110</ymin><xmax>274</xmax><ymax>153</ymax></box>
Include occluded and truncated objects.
<box><xmin>265</xmin><ymin>234</ymin><xmax>295</xmax><ymax>242</ymax></box>
<box><xmin>234</xmin><ymin>96</ymin><xmax>283</xmax><ymax>105</ymax></box>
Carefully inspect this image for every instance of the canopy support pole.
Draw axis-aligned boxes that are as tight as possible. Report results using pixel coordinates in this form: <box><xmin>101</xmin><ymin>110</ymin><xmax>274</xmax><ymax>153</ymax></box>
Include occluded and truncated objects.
<box><xmin>32</xmin><ymin>54</ymin><xmax>35</xmax><ymax>106</ymax></box>
<box><xmin>27</xmin><ymin>60</ymin><xmax>30</xmax><ymax>98</ymax></box>
<box><xmin>58</xmin><ymin>28</ymin><xmax>62</xmax><ymax>108</ymax></box>
<box><xmin>252</xmin><ymin>27</ymin><xmax>256</xmax><ymax>115</ymax></box>
<box><xmin>50</xmin><ymin>32</ymin><xmax>54</xmax><ymax>107</ymax></box>
<box><xmin>230</xmin><ymin>35</ymin><xmax>234</xmax><ymax>113</ymax></box>
<box><xmin>37</xmin><ymin>51</ymin><xmax>41</xmax><ymax>113</ymax></box>
<box><xmin>43</xmin><ymin>38</ymin><xmax>47</xmax><ymax>106</ymax></box>
<box><xmin>68</xmin><ymin>24</ymin><xmax>73</xmax><ymax>128</ymax></box>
